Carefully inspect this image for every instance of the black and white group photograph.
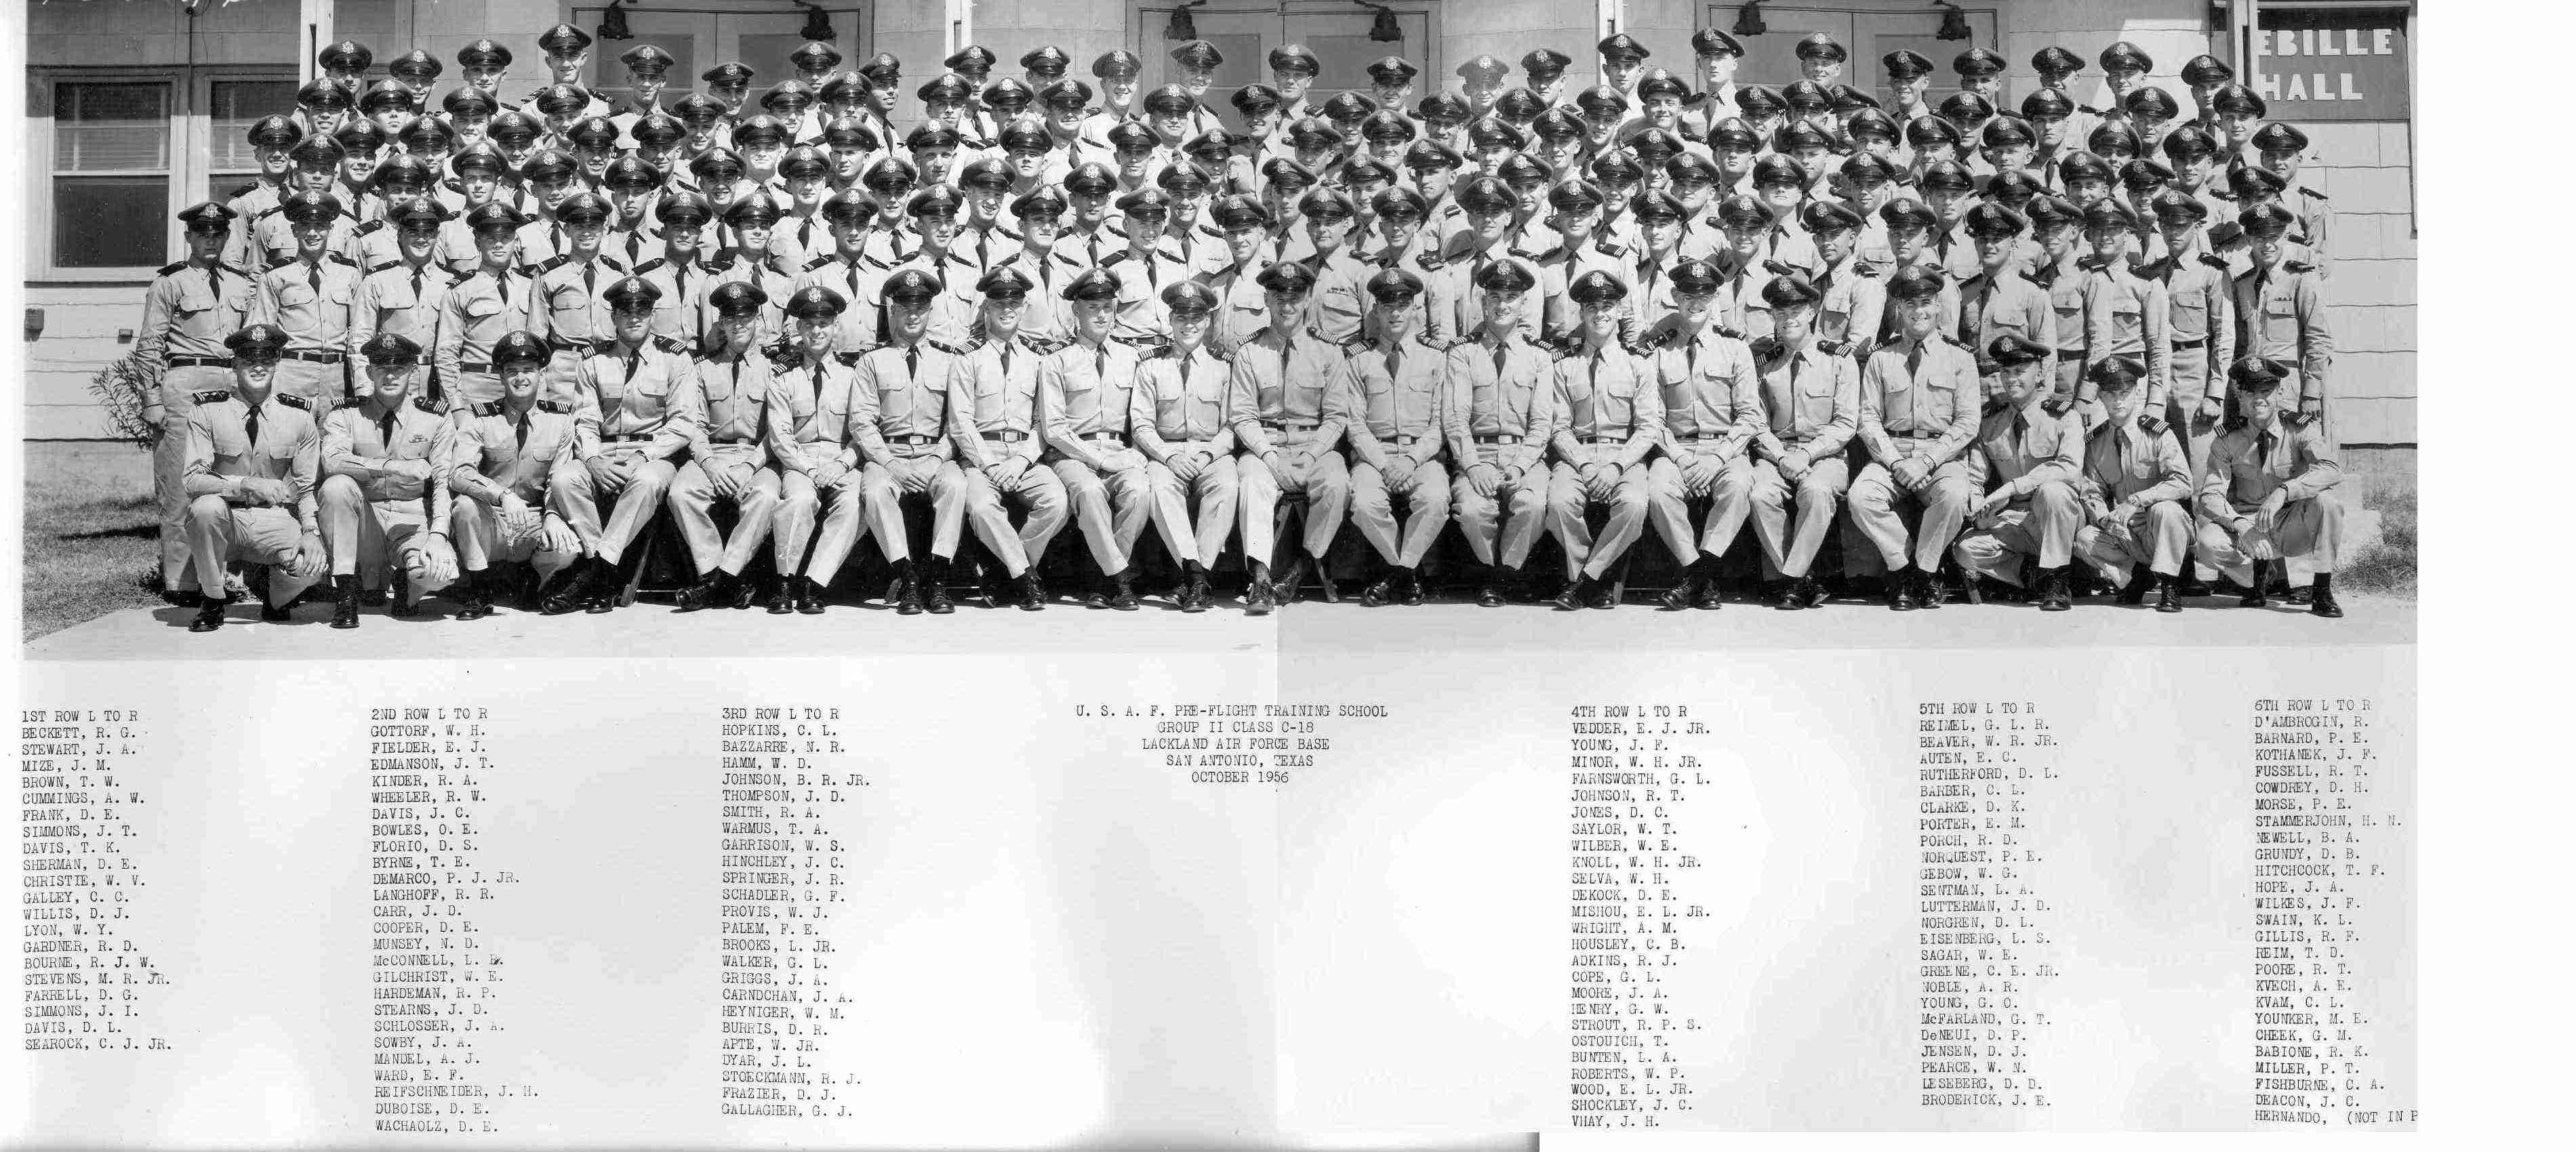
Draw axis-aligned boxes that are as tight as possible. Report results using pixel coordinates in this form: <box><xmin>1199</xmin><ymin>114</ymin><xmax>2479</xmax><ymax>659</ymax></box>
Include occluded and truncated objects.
<box><xmin>12</xmin><ymin>0</ymin><xmax>2419</xmax><ymax>655</ymax></box>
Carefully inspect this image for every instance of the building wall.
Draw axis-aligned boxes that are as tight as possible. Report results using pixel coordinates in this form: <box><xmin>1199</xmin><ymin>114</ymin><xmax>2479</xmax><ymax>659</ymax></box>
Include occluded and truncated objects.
<box><xmin>21</xmin><ymin>0</ymin><xmax>2415</xmax><ymax>445</ymax></box>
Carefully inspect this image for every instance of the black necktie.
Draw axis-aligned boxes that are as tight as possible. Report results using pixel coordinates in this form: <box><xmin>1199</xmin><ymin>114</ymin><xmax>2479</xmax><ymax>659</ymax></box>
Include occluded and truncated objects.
<box><xmin>1905</xmin><ymin>342</ymin><xmax>1923</xmax><ymax>376</ymax></box>
<box><xmin>904</xmin><ymin>345</ymin><xmax>919</xmax><ymax>377</ymax></box>
<box><xmin>1093</xmin><ymin>344</ymin><xmax>1108</xmax><ymax>384</ymax></box>
<box><xmin>2258</xmin><ymin>430</ymin><xmax>2277</xmax><ymax>469</ymax></box>
<box><xmin>1491</xmin><ymin>340</ymin><xmax>1508</xmax><ymax>379</ymax></box>
<box><xmin>308</xmin><ymin>262</ymin><xmax>323</xmax><ymax>296</ymax></box>
<box><xmin>494</xmin><ymin>267</ymin><xmax>510</xmax><ymax>309</ymax></box>
<box><xmin>206</xmin><ymin>264</ymin><xmax>224</xmax><ymax>298</ymax></box>
<box><xmin>409</xmin><ymin>265</ymin><xmax>425</xmax><ymax>300</ymax></box>
<box><xmin>243</xmin><ymin>400</ymin><xmax>261</xmax><ymax>447</ymax></box>
<box><xmin>376</xmin><ymin>405</ymin><xmax>398</xmax><ymax>448</ymax></box>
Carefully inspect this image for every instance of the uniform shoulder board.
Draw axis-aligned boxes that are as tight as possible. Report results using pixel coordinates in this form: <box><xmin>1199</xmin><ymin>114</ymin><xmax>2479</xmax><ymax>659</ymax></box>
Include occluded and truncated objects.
<box><xmin>2297</xmin><ymin>186</ymin><xmax>2327</xmax><ymax>201</ymax></box>
<box><xmin>1528</xmin><ymin>245</ymin><xmax>1567</xmax><ymax>264</ymax></box>
<box><xmin>190</xmin><ymin>390</ymin><xmax>233</xmax><ymax>404</ymax></box>
<box><xmin>328</xmin><ymin>252</ymin><xmax>359</xmax><ymax>266</ymax></box>
<box><xmin>256</xmin><ymin>205</ymin><xmax>285</xmax><ymax>220</ymax></box>
<box><xmin>834</xmin><ymin>350</ymin><xmax>864</xmax><ymax>366</ymax></box>
<box><xmin>2282</xmin><ymin>260</ymin><xmax>2316</xmax><ymax>274</ymax></box>
<box><xmin>412</xmin><ymin>395</ymin><xmax>443</xmax><ymax>414</ymax></box>
<box><xmin>1340</xmin><ymin>335</ymin><xmax>1373</xmax><ymax>354</ymax></box>
<box><xmin>1815</xmin><ymin>339</ymin><xmax>1851</xmax><ymax>357</ymax></box>
<box><xmin>2077</xmin><ymin>104</ymin><xmax>2103</xmax><ymax>116</ymax></box>
<box><xmin>635</xmin><ymin>258</ymin><xmax>667</xmax><ymax>273</ymax></box>
<box><xmin>1415</xmin><ymin>253</ymin><xmax>1445</xmax><ymax>272</ymax></box>
<box><xmin>2285</xmin><ymin>233</ymin><xmax>2311</xmax><ymax>247</ymax></box>
<box><xmin>538</xmin><ymin>253</ymin><xmax>572</xmax><ymax>272</ymax></box>
<box><xmin>225</xmin><ymin>180</ymin><xmax>259</xmax><ymax>201</ymax></box>
<box><xmin>367</xmin><ymin>260</ymin><xmax>401</xmax><ymax>274</ymax></box>
<box><xmin>535</xmin><ymin>399</ymin><xmax>572</xmax><ymax>414</ymax></box>
<box><xmin>1100</xmin><ymin>249</ymin><xmax>1132</xmax><ymax>266</ymax></box>
<box><xmin>600</xmin><ymin>255</ymin><xmax>628</xmax><ymax>272</ymax></box>
<box><xmin>1596</xmin><ymin>241</ymin><xmax>1626</xmax><ymax>258</ymax></box>
<box><xmin>802</xmin><ymin>253</ymin><xmax>834</xmax><ymax>271</ymax></box>
<box><xmin>1414</xmin><ymin>333</ymin><xmax>1445</xmax><ymax>352</ymax></box>
<box><xmin>927</xmin><ymin>340</ymin><xmax>965</xmax><ymax>356</ymax></box>
<box><xmin>274</xmin><ymin>393</ymin><xmax>311</xmax><ymax>410</ymax></box>
<box><xmin>1703</xmin><ymin>215</ymin><xmax>1725</xmax><ymax>229</ymax></box>
<box><xmin>514</xmin><ymin>263</ymin><xmax>544</xmax><ymax>278</ymax></box>
<box><xmin>159</xmin><ymin>261</ymin><xmax>188</xmax><ymax>276</ymax></box>
<box><xmin>1938</xmin><ymin>333</ymin><xmax>1968</xmax><ymax>348</ymax></box>
<box><xmin>652</xmin><ymin>335</ymin><xmax>688</xmax><ymax>353</ymax></box>
<box><xmin>1854</xmin><ymin>262</ymin><xmax>1882</xmax><ymax>277</ymax></box>
<box><xmin>2198</xmin><ymin>253</ymin><xmax>2232</xmax><ymax>272</ymax></box>
<box><xmin>703</xmin><ymin>254</ymin><xmax>738</xmax><ymax>272</ymax></box>
<box><xmin>768</xmin><ymin>353</ymin><xmax>801</xmax><ymax>374</ymax></box>
<box><xmin>354</xmin><ymin>220</ymin><xmax>384</xmax><ymax>234</ymax></box>
<box><xmin>1505</xmin><ymin>247</ymin><xmax>1536</xmax><ymax>261</ymax></box>
<box><xmin>470</xmin><ymin>401</ymin><xmax>503</xmax><ymax>418</ymax></box>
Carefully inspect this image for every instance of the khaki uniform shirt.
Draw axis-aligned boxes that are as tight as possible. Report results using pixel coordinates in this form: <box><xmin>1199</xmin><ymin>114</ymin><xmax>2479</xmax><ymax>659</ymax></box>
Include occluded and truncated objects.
<box><xmin>1750</xmin><ymin>339</ymin><xmax>1861</xmax><ymax>461</ymax></box>
<box><xmin>183</xmin><ymin>391</ymin><xmax>321</xmax><ymax>527</ymax></box>
<box><xmin>1224</xmin><ymin>326</ymin><xmax>1351</xmax><ymax>457</ymax></box>
<box><xmin>1129</xmin><ymin>344</ymin><xmax>1237</xmax><ymax>461</ymax></box>
<box><xmin>1340</xmin><ymin>333</ymin><xmax>1449</xmax><ymax>470</ymax></box>
<box><xmin>1858</xmin><ymin>333</ymin><xmax>1979</xmax><ymax>465</ymax></box>
<box><xmin>1441</xmin><ymin>329</ymin><xmax>1556</xmax><ymax>474</ymax></box>
<box><xmin>323</xmin><ymin>395</ymin><xmax>454</xmax><ymax>533</ymax></box>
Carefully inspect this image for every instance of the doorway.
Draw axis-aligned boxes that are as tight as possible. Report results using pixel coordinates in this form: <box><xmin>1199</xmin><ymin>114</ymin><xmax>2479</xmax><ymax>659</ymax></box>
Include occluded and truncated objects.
<box><xmin>568</xmin><ymin>4</ymin><xmax>872</xmax><ymax>100</ymax></box>
<box><xmin>1132</xmin><ymin>1</ymin><xmax>1439</xmax><ymax>111</ymax></box>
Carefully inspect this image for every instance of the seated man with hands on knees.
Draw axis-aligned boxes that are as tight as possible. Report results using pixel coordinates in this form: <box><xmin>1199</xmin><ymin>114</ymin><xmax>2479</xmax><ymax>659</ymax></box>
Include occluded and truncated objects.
<box><xmin>318</xmin><ymin>332</ymin><xmax>460</xmax><ymax>627</ymax></box>
<box><xmin>443</xmin><ymin>331</ymin><xmax>586</xmax><ymax>621</ymax></box>
<box><xmin>1951</xmin><ymin>333</ymin><xmax>2086</xmax><ymax>611</ymax></box>
<box><xmin>2195</xmin><ymin>355</ymin><xmax>2345</xmax><ymax>618</ymax></box>
<box><xmin>2073</xmin><ymin>355</ymin><xmax>2196</xmax><ymax>613</ymax></box>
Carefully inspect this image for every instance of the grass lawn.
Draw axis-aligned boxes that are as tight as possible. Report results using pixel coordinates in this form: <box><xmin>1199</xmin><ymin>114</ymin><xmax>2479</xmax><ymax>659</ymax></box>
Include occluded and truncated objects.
<box><xmin>23</xmin><ymin>441</ymin><xmax>161</xmax><ymax>642</ymax></box>
<box><xmin>2339</xmin><ymin>462</ymin><xmax>2419</xmax><ymax>599</ymax></box>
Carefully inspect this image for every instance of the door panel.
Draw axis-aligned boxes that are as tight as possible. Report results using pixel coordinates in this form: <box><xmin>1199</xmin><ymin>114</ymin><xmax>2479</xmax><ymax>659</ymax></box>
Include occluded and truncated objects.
<box><xmin>1720</xmin><ymin>9</ymin><xmax>1857</xmax><ymax>91</ymax></box>
<box><xmin>1853</xmin><ymin>10</ymin><xmax>2000</xmax><ymax>107</ymax></box>
<box><xmin>1281</xmin><ymin>6</ymin><xmax>1431</xmax><ymax>104</ymax></box>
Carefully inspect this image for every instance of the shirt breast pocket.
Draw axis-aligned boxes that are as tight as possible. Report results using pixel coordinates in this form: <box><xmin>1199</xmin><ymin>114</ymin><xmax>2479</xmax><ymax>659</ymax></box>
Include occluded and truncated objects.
<box><xmin>260</xmin><ymin>443</ymin><xmax>302</xmax><ymax>472</ymax></box>
<box><xmin>376</xmin><ymin>284</ymin><xmax>418</xmax><ymax>312</ymax></box>
<box><xmin>2169</xmin><ymin>292</ymin><xmax>2208</xmax><ymax>334</ymax></box>
<box><xmin>463</xmin><ymin>295</ymin><xmax>503</xmax><ymax>323</ymax></box>
<box><xmin>2110</xmin><ymin>300</ymin><xmax>2144</xmax><ymax>336</ymax></box>
<box><xmin>1922</xmin><ymin>380</ymin><xmax>1956</xmax><ymax>424</ymax></box>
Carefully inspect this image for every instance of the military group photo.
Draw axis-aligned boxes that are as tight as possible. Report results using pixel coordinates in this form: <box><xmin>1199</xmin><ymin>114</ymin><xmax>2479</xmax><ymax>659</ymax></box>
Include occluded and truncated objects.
<box><xmin>95</xmin><ymin>8</ymin><xmax>2375</xmax><ymax>637</ymax></box>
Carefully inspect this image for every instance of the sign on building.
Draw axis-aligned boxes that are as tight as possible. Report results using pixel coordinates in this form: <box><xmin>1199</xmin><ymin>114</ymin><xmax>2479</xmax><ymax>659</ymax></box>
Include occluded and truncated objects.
<box><xmin>2251</xmin><ymin>7</ymin><xmax>2409</xmax><ymax>121</ymax></box>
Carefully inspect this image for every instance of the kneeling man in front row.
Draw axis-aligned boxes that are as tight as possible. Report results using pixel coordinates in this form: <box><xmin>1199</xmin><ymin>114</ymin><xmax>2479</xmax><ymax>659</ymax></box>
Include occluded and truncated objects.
<box><xmin>183</xmin><ymin>324</ymin><xmax>331</xmax><ymax>632</ymax></box>
<box><xmin>318</xmin><ymin>332</ymin><xmax>460</xmax><ymax>627</ymax></box>
<box><xmin>2196</xmin><ymin>355</ymin><xmax>2345</xmax><ymax>617</ymax></box>
<box><xmin>2072</xmin><ymin>355</ymin><xmax>2196</xmax><ymax>613</ymax></box>
<box><xmin>1952</xmin><ymin>333</ymin><xmax>2085</xmax><ymax>610</ymax></box>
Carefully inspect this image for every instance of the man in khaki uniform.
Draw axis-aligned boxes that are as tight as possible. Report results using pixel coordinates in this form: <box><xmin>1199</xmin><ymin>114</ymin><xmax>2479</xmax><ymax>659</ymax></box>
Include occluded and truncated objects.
<box><xmin>140</xmin><ymin>203</ymin><xmax>260</xmax><ymax>600</ymax></box>
<box><xmin>2072</xmin><ymin>356</ymin><xmax>2195</xmax><ymax>613</ymax></box>
<box><xmin>1045</xmin><ymin>269</ymin><xmax>1198</xmax><ymax>611</ymax></box>
<box><xmin>1129</xmin><ymin>281</ymin><xmax>1237</xmax><ymax>613</ymax></box>
<box><xmin>851</xmin><ymin>269</ymin><xmax>978</xmax><ymax>615</ymax></box>
<box><xmin>763</xmin><ymin>287</ymin><xmax>871</xmax><ymax>614</ymax></box>
<box><xmin>1443</xmin><ymin>260</ymin><xmax>1556</xmax><ymax>606</ymax></box>
<box><xmin>1226</xmin><ymin>261</ymin><xmax>1352</xmax><ymax>614</ymax></box>
<box><xmin>319</xmin><ymin>333</ymin><xmax>458</xmax><ymax>627</ymax></box>
<box><xmin>952</xmin><ymin>268</ymin><xmax>1070</xmax><ymax>611</ymax></box>
<box><xmin>665</xmin><ymin>283</ymin><xmax>782</xmax><ymax>612</ymax></box>
<box><xmin>2196</xmin><ymin>356</ymin><xmax>2344</xmax><ymax>617</ymax></box>
<box><xmin>1544</xmin><ymin>272</ymin><xmax>1662</xmax><ymax>611</ymax></box>
<box><xmin>546</xmin><ymin>276</ymin><xmax>698</xmax><ymax>613</ymax></box>
<box><xmin>249</xmin><ymin>190</ymin><xmax>365</xmax><ymax>413</ymax></box>
<box><xmin>530</xmin><ymin>192</ymin><xmax>630</xmax><ymax>400</ymax></box>
<box><xmin>1340</xmin><ymin>269</ymin><xmax>1451</xmax><ymax>608</ymax></box>
<box><xmin>444</xmin><ymin>333</ymin><xmax>584</xmax><ymax>619</ymax></box>
<box><xmin>180</xmin><ymin>325</ymin><xmax>331</xmax><ymax>632</ymax></box>
<box><xmin>2230</xmin><ymin>203</ymin><xmax>2333</xmax><ymax>443</ymax></box>
<box><xmin>435</xmin><ymin>203</ymin><xmax>547</xmax><ymax>406</ymax></box>
<box><xmin>1641</xmin><ymin>258</ymin><xmax>1763</xmax><ymax>611</ymax></box>
<box><xmin>2137</xmin><ymin>190</ymin><xmax>2236</xmax><ymax>478</ymax></box>
<box><xmin>1745</xmin><ymin>273</ymin><xmax>1861</xmax><ymax>611</ymax></box>
<box><xmin>1849</xmin><ymin>266</ymin><xmax>1980</xmax><ymax>610</ymax></box>
<box><xmin>1951</xmin><ymin>335</ymin><xmax>2087</xmax><ymax>609</ymax></box>
<box><xmin>348</xmin><ymin>202</ymin><xmax>454</xmax><ymax>407</ymax></box>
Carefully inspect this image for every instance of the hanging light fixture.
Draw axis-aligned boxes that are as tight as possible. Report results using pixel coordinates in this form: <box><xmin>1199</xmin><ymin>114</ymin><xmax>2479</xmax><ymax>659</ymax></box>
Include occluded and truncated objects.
<box><xmin>597</xmin><ymin>0</ymin><xmax>634</xmax><ymax>41</ymax></box>
<box><xmin>1359</xmin><ymin>1</ymin><xmax>1403</xmax><ymax>42</ymax></box>
<box><xmin>796</xmin><ymin>1</ymin><xmax>836</xmax><ymax>43</ymax></box>
<box><xmin>1165</xmin><ymin>1</ymin><xmax>1203</xmax><ymax>41</ymax></box>
<box><xmin>1733</xmin><ymin>2</ymin><xmax>1768</xmax><ymax>38</ymax></box>
<box><xmin>1934</xmin><ymin>1</ymin><xmax>1973</xmax><ymax>41</ymax></box>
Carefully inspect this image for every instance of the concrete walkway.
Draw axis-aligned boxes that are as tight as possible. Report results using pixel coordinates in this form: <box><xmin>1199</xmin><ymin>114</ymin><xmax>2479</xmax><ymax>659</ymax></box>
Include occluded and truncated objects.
<box><xmin>24</xmin><ymin>589</ymin><xmax>2413</xmax><ymax>661</ymax></box>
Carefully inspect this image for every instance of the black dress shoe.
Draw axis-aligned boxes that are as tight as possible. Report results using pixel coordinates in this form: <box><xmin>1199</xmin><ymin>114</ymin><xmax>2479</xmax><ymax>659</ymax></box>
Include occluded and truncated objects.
<box><xmin>1586</xmin><ymin>579</ymin><xmax>1619</xmax><ymax>609</ymax></box>
<box><xmin>1362</xmin><ymin>576</ymin><xmax>1398</xmax><ymax>607</ymax></box>
<box><xmin>584</xmin><ymin>556</ymin><xmax>626</xmax><ymax>613</ymax></box>
<box><xmin>767</xmin><ymin>575</ymin><xmax>797</xmax><ymax>614</ymax></box>
<box><xmin>1400</xmin><ymin>569</ymin><xmax>1426</xmax><ymax>605</ymax></box>
<box><xmin>2154</xmin><ymin>574</ymin><xmax>2184</xmax><ymax>613</ymax></box>
<box><xmin>2115</xmin><ymin>575</ymin><xmax>2150</xmax><ymax>605</ymax></box>
<box><xmin>1888</xmin><ymin>569</ymin><xmax>1918</xmax><ymax>611</ymax></box>
<box><xmin>538</xmin><ymin>562</ymin><xmax>590</xmax><ymax>615</ymax></box>
<box><xmin>2038</xmin><ymin>568</ymin><xmax>2073</xmax><ymax>612</ymax></box>
<box><xmin>2308</xmin><ymin>574</ymin><xmax>2343</xmax><ymax>618</ymax></box>
<box><xmin>1549</xmin><ymin>577</ymin><xmax>1590</xmax><ymax>611</ymax></box>
<box><xmin>188</xmin><ymin>598</ymin><xmax>229</xmax><ymax>633</ymax></box>
<box><xmin>729</xmin><ymin>572</ymin><xmax>762</xmax><ymax>610</ymax></box>
<box><xmin>1108</xmin><ymin>571</ymin><xmax>1140</xmax><ymax>611</ymax></box>
<box><xmin>675</xmin><ymin>573</ymin><xmax>718</xmax><ymax>612</ymax></box>
<box><xmin>1658</xmin><ymin>575</ymin><xmax>1697</xmax><ymax>611</ymax></box>
<box><xmin>260</xmin><ymin>598</ymin><xmax>294</xmax><ymax>623</ymax></box>
<box><xmin>2177</xmin><ymin>573</ymin><xmax>2211</xmax><ymax>598</ymax></box>
<box><xmin>329</xmin><ymin>575</ymin><xmax>361</xmax><ymax>630</ymax></box>
<box><xmin>1796</xmin><ymin>577</ymin><xmax>1832</xmax><ymax>610</ymax></box>
<box><xmin>161</xmin><ymin>588</ymin><xmax>203</xmax><ymax>609</ymax></box>
<box><xmin>1181</xmin><ymin>567</ymin><xmax>1211</xmax><ymax>613</ymax></box>
<box><xmin>1018</xmin><ymin>572</ymin><xmax>1047</xmax><ymax>611</ymax></box>
<box><xmin>1476</xmin><ymin>583</ymin><xmax>1506</xmax><ymax>607</ymax></box>
<box><xmin>1244</xmin><ymin>579</ymin><xmax>1274</xmax><ymax>616</ymax></box>
<box><xmin>388</xmin><ymin>571</ymin><xmax>424</xmax><ymax>618</ymax></box>
<box><xmin>1918</xmin><ymin>568</ymin><xmax>1948</xmax><ymax>609</ymax></box>
<box><xmin>1691</xmin><ymin>577</ymin><xmax>1724</xmax><ymax>610</ymax></box>
<box><xmin>923</xmin><ymin>558</ymin><xmax>955</xmax><ymax>614</ymax></box>
<box><xmin>2238</xmin><ymin>561</ymin><xmax>2273</xmax><ymax>608</ymax></box>
<box><xmin>794</xmin><ymin>576</ymin><xmax>826</xmax><ymax>615</ymax></box>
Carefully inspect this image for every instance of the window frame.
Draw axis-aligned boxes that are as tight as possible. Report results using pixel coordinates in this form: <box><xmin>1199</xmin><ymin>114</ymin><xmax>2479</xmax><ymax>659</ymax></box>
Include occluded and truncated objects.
<box><xmin>200</xmin><ymin>73</ymin><xmax>305</xmax><ymax>210</ymax></box>
<box><xmin>28</xmin><ymin>64</ymin><xmax>296</xmax><ymax>284</ymax></box>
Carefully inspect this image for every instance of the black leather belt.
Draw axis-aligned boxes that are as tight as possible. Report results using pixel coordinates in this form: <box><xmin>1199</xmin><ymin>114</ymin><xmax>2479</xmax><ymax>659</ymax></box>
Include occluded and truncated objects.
<box><xmin>289</xmin><ymin>349</ymin><xmax>346</xmax><ymax>363</ymax></box>
<box><xmin>1678</xmin><ymin>432</ymin><xmax>1730</xmax><ymax>442</ymax></box>
<box><xmin>166</xmin><ymin>355</ymin><xmax>233</xmax><ymax>369</ymax></box>
<box><xmin>602</xmin><ymin>434</ymin><xmax>651</xmax><ymax>443</ymax></box>
<box><xmin>1265</xmin><ymin>420</ymin><xmax>1321</xmax><ymax>432</ymax></box>
<box><xmin>1579</xmin><ymin>435</ymin><xmax>1625</xmax><ymax>445</ymax></box>
<box><xmin>711</xmin><ymin>436</ymin><xmax>758</xmax><ymax>445</ymax></box>
<box><xmin>885</xmin><ymin>433</ymin><xmax>939</xmax><ymax>446</ymax></box>
<box><xmin>981</xmin><ymin>430</ymin><xmax>1029</xmax><ymax>442</ymax></box>
<box><xmin>2171</xmin><ymin>337</ymin><xmax>2207</xmax><ymax>350</ymax></box>
<box><xmin>462</xmin><ymin>362</ymin><xmax>496</xmax><ymax>373</ymax></box>
<box><xmin>1081</xmin><ymin>431</ymin><xmax>1127</xmax><ymax>445</ymax></box>
<box><xmin>1472</xmin><ymin>434</ymin><xmax>1514</xmax><ymax>445</ymax></box>
<box><xmin>1386</xmin><ymin>434</ymin><xmax>1424</xmax><ymax>447</ymax></box>
<box><xmin>2055</xmin><ymin>350</ymin><xmax>2085</xmax><ymax>361</ymax></box>
<box><xmin>1895</xmin><ymin>429</ymin><xmax>1943</xmax><ymax>440</ymax></box>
